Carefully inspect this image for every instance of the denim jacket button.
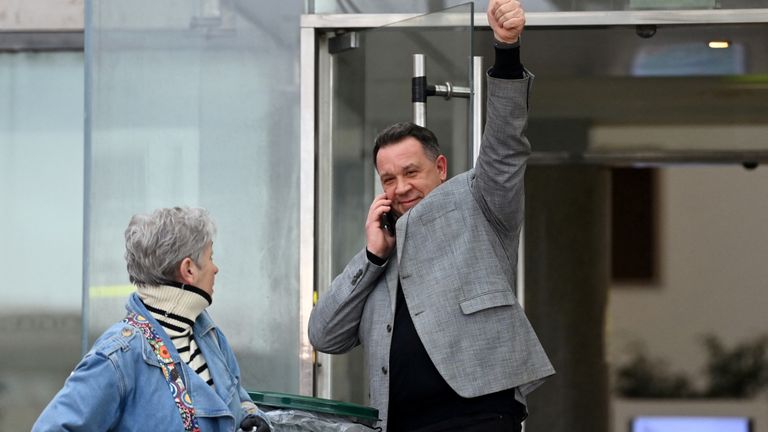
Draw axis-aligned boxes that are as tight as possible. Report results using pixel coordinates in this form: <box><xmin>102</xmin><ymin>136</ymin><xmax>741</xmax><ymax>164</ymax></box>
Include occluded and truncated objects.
<box><xmin>121</xmin><ymin>327</ymin><xmax>133</xmax><ymax>337</ymax></box>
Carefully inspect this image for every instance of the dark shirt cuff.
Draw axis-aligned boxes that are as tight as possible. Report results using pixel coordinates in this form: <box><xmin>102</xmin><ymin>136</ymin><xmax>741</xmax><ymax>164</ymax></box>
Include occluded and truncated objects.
<box><xmin>488</xmin><ymin>40</ymin><xmax>524</xmax><ymax>80</ymax></box>
<box><xmin>366</xmin><ymin>249</ymin><xmax>388</xmax><ymax>266</ymax></box>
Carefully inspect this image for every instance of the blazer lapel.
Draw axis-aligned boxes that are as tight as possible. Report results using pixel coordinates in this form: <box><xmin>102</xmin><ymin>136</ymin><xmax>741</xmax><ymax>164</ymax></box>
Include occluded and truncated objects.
<box><xmin>390</xmin><ymin>211</ymin><xmax>409</xmax><ymax>314</ymax></box>
<box><xmin>395</xmin><ymin>210</ymin><xmax>408</xmax><ymax>268</ymax></box>
<box><xmin>385</xmin><ymin>254</ymin><xmax>399</xmax><ymax>314</ymax></box>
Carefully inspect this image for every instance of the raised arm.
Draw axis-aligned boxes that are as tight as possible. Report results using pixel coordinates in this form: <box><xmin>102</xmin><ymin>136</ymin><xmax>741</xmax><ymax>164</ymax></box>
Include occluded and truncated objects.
<box><xmin>472</xmin><ymin>0</ymin><xmax>531</xmax><ymax>233</ymax></box>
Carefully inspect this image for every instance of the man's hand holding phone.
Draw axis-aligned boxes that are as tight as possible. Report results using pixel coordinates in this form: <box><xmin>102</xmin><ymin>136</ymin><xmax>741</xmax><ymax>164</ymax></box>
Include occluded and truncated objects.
<box><xmin>366</xmin><ymin>193</ymin><xmax>396</xmax><ymax>260</ymax></box>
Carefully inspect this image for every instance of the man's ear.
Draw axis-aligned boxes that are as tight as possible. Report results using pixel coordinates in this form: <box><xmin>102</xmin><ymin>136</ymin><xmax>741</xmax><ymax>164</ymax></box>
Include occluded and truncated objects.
<box><xmin>178</xmin><ymin>257</ymin><xmax>197</xmax><ymax>285</ymax></box>
<box><xmin>436</xmin><ymin>155</ymin><xmax>448</xmax><ymax>181</ymax></box>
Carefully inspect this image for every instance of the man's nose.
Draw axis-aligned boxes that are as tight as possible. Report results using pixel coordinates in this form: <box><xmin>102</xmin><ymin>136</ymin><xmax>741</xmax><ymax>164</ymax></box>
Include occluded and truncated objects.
<box><xmin>395</xmin><ymin>178</ymin><xmax>411</xmax><ymax>195</ymax></box>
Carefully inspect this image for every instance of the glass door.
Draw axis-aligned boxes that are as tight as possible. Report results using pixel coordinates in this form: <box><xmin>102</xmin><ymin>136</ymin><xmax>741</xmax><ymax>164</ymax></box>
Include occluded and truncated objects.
<box><xmin>314</xmin><ymin>3</ymin><xmax>475</xmax><ymax>404</ymax></box>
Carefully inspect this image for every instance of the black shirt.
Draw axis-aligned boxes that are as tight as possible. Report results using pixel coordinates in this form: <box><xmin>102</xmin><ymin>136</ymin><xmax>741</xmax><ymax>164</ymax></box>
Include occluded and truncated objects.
<box><xmin>387</xmin><ymin>283</ymin><xmax>520</xmax><ymax>432</ymax></box>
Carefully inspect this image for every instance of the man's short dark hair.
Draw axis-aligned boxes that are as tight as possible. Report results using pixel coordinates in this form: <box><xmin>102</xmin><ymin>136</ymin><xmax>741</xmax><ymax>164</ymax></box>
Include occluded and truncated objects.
<box><xmin>373</xmin><ymin>122</ymin><xmax>441</xmax><ymax>170</ymax></box>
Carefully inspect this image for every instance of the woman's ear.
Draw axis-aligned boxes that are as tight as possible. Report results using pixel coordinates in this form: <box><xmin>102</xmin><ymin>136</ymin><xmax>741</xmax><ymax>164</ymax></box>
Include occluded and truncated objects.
<box><xmin>177</xmin><ymin>257</ymin><xmax>197</xmax><ymax>284</ymax></box>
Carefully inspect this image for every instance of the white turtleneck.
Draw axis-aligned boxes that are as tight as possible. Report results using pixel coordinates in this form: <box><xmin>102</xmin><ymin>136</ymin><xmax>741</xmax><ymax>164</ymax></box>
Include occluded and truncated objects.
<box><xmin>138</xmin><ymin>283</ymin><xmax>214</xmax><ymax>387</ymax></box>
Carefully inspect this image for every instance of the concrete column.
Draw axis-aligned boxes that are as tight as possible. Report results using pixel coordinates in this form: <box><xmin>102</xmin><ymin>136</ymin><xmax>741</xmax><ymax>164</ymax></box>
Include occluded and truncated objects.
<box><xmin>523</xmin><ymin>165</ymin><xmax>610</xmax><ymax>432</ymax></box>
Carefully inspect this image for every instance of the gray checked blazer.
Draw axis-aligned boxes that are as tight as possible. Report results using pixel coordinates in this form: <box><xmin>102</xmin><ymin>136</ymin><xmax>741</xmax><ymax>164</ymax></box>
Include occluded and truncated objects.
<box><xmin>309</xmin><ymin>73</ymin><xmax>555</xmax><ymax>431</ymax></box>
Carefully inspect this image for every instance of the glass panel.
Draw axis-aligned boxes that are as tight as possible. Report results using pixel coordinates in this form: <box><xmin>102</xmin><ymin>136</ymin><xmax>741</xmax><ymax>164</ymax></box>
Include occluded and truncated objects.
<box><xmin>0</xmin><ymin>52</ymin><xmax>83</xmax><ymax>431</ymax></box>
<box><xmin>330</xmin><ymin>0</ymin><xmax>475</xmax><ymax>281</ymax></box>
<box><xmin>322</xmin><ymin>3</ymin><xmax>473</xmax><ymax>404</ymax></box>
<box><xmin>314</xmin><ymin>0</ymin><xmax>768</xmax><ymax>13</ymax></box>
<box><xmin>87</xmin><ymin>0</ymin><xmax>303</xmax><ymax>393</ymax></box>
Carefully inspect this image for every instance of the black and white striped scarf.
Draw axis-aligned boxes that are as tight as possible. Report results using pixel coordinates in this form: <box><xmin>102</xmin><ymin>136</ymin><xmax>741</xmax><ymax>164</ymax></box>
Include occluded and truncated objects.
<box><xmin>138</xmin><ymin>282</ymin><xmax>215</xmax><ymax>387</ymax></box>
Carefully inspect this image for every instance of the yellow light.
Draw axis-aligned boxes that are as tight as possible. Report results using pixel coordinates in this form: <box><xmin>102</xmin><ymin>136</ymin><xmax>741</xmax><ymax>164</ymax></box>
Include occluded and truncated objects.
<box><xmin>708</xmin><ymin>41</ymin><xmax>730</xmax><ymax>49</ymax></box>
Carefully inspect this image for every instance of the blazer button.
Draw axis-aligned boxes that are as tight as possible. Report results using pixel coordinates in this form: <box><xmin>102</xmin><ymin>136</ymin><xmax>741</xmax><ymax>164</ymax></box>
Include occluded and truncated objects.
<box><xmin>381</xmin><ymin>366</ymin><xmax>388</xmax><ymax>375</ymax></box>
<box><xmin>386</xmin><ymin>324</ymin><xmax>392</xmax><ymax>332</ymax></box>
<box><xmin>350</xmin><ymin>269</ymin><xmax>364</xmax><ymax>285</ymax></box>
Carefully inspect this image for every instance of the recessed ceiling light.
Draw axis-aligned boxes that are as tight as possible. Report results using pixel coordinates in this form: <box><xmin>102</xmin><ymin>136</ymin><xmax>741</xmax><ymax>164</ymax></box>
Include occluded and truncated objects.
<box><xmin>708</xmin><ymin>41</ymin><xmax>730</xmax><ymax>49</ymax></box>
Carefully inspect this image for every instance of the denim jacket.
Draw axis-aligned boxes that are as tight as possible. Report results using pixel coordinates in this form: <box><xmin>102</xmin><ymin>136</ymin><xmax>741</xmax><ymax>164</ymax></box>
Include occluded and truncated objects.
<box><xmin>34</xmin><ymin>293</ymin><xmax>263</xmax><ymax>431</ymax></box>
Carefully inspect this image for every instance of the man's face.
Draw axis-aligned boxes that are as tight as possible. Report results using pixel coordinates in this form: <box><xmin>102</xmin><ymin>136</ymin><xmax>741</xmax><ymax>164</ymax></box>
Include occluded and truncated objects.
<box><xmin>376</xmin><ymin>137</ymin><xmax>447</xmax><ymax>216</ymax></box>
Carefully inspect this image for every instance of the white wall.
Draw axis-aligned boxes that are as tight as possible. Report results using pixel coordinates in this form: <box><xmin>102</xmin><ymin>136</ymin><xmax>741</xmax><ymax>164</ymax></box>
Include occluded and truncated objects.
<box><xmin>608</xmin><ymin>165</ymin><xmax>768</xmax><ymax>388</ymax></box>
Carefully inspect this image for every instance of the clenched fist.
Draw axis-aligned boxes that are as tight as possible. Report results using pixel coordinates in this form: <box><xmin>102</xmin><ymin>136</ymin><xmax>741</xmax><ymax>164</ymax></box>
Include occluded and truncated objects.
<box><xmin>488</xmin><ymin>0</ymin><xmax>525</xmax><ymax>44</ymax></box>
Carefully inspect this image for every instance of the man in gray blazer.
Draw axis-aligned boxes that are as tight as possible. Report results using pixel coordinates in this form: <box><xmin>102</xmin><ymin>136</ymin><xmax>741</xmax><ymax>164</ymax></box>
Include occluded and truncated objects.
<box><xmin>309</xmin><ymin>1</ymin><xmax>554</xmax><ymax>430</ymax></box>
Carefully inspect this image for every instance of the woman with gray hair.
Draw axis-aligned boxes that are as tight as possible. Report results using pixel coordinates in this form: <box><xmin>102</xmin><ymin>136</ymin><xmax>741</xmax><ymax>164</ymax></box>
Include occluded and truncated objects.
<box><xmin>34</xmin><ymin>207</ymin><xmax>271</xmax><ymax>432</ymax></box>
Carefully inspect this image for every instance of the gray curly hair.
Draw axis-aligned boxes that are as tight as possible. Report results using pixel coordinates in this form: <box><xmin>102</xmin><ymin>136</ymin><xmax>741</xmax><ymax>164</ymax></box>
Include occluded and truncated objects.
<box><xmin>124</xmin><ymin>207</ymin><xmax>217</xmax><ymax>287</ymax></box>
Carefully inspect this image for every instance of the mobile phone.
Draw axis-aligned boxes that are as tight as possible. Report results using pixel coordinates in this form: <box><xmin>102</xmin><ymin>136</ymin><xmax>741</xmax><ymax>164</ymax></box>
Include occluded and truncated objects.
<box><xmin>380</xmin><ymin>212</ymin><xmax>397</xmax><ymax>236</ymax></box>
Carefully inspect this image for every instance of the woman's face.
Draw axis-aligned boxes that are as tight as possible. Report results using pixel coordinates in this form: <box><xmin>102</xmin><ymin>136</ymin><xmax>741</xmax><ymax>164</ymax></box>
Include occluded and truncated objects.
<box><xmin>193</xmin><ymin>242</ymin><xmax>219</xmax><ymax>296</ymax></box>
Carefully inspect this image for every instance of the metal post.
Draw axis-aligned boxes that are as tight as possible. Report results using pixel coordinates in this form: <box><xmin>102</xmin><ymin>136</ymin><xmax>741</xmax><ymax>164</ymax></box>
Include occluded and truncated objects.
<box><xmin>299</xmin><ymin>26</ymin><xmax>317</xmax><ymax>397</ymax></box>
<box><xmin>413</xmin><ymin>54</ymin><xmax>427</xmax><ymax>126</ymax></box>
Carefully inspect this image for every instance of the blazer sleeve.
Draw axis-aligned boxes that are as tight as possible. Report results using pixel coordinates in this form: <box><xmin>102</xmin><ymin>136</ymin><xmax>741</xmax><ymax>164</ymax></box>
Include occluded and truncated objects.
<box><xmin>471</xmin><ymin>72</ymin><xmax>533</xmax><ymax>235</ymax></box>
<box><xmin>308</xmin><ymin>248</ymin><xmax>387</xmax><ymax>354</ymax></box>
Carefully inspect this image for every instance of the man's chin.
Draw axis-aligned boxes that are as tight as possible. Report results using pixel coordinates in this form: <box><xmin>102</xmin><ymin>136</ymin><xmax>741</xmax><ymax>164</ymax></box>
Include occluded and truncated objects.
<box><xmin>398</xmin><ymin>200</ymin><xmax>420</xmax><ymax>213</ymax></box>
